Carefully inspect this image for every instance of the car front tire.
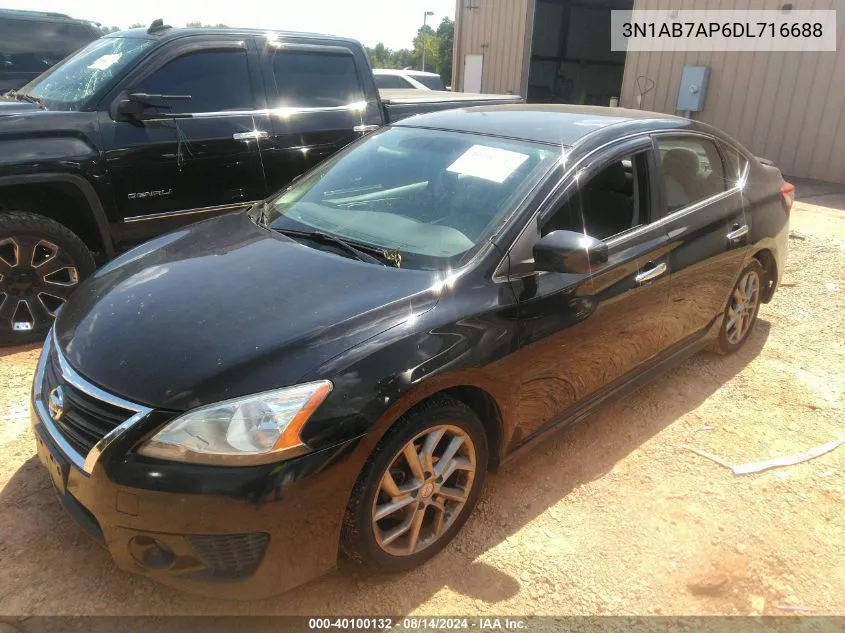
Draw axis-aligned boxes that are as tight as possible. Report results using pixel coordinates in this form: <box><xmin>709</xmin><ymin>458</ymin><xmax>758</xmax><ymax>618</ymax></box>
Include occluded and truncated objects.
<box><xmin>341</xmin><ymin>396</ymin><xmax>488</xmax><ymax>573</ymax></box>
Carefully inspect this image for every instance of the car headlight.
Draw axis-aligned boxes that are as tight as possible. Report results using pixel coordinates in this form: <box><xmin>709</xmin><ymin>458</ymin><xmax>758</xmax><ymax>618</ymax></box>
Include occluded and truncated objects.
<box><xmin>137</xmin><ymin>381</ymin><xmax>332</xmax><ymax>465</ymax></box>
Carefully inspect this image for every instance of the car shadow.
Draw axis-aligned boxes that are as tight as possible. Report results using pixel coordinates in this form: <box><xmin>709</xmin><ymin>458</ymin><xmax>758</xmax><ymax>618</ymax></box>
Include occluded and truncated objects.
<box><xmin>0</xmin><ymin>321</ymin><xmax>771</xmax><ymax>621</ymax></box>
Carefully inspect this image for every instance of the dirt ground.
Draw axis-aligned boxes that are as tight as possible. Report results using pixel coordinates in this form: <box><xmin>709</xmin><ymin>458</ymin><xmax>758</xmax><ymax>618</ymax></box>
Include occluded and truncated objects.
<box><xmin>0</xmin><ymin>198</ymin><xmax>843</xmax><ymax>619</ymax></box>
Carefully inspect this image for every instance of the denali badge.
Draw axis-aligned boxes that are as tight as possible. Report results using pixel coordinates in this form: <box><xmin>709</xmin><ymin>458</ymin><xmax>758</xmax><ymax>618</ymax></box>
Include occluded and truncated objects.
<box><xmin>128</xmin><ymin>189</ymin><xmax>172</xmax><ymax>200</ymax></box>
<box><xmin>48</xmin><ymin>386</ymin><xmax>65</xmax><ymax>421</ymax></box>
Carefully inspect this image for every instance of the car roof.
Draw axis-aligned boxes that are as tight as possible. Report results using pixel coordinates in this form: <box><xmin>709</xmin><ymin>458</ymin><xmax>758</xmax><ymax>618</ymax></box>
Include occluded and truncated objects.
<box><xmin>373</xmin><ymin>69</ymin><xmax>440</xmax><ymax>77</ymax></box>
<box><xmin>106</xmin><ymin>25</ymin><xmax>363</xmax><ymax>49</ymax></box>
<box><xmin>396</xmin><ymin>104</ymin><xmax>690</xmax><ymax>147</ymax></box>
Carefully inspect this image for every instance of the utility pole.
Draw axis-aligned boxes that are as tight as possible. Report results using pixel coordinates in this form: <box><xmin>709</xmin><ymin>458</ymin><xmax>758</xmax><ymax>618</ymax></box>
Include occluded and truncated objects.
<box><xmin>422</xmin><ymin>10</ymin><xmax>434</xmax><ymax>72</ymax></box>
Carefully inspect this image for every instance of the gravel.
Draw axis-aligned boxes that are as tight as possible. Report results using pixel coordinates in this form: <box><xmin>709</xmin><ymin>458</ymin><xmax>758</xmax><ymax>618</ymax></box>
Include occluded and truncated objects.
<box><xmin>0</xmin><ymin>204</ymin><xmax>843</xmax><ymax>617</ymax></box>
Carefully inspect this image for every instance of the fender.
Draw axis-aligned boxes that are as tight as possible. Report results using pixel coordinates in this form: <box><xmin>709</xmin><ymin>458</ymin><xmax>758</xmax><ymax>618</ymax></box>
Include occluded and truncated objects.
<box><xmin>0</xmin><ymin>172</ymin><xmax>115</xmax><ymax>258</ymax></box>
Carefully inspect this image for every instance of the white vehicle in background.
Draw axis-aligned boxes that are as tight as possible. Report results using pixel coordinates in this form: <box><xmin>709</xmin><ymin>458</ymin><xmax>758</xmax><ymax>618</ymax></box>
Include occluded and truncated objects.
<box><xmin>373</xmin><ymin>68</ymin><xmax>450</xmax><ymax>91</ymax></box>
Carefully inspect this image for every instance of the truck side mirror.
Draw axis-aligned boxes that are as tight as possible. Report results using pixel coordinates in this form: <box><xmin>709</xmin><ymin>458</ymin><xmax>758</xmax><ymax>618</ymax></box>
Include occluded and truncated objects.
<box><xmin>533</xmin><ymin>230</ymin><xmax>609</xmax><ymax>275</ymax></box>
<box><xmin>115</xmin><ymin>92</ymin><xmax>193</xmax><ymax>121</ymax></box>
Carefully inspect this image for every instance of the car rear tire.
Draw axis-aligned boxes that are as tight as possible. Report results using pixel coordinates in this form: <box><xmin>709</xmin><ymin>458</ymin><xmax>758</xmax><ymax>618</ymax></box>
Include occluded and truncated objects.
<box><xmin>0</xmin><ymin>211</ymin><xmax>95</xmax><ymax>346</ymax></box>
<box><xmin>709</xmin><ymin>259</ymin><xmax>764</xmax><ymax>355</ymax></box>
<box><xmin>341</xmin><ymin>396</ymin><xmax>488</xmax><ymax>573</ymax></box>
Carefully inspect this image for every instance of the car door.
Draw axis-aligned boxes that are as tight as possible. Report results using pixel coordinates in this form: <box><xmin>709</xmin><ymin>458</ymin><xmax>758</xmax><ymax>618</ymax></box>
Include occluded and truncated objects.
<box><xmin>653</xmin><ymin>133</ymin><xmax>751</xmax><ymax>346</ymax></box>
<box><xmin>256</xmin><ymin>38</ymin><xmax>384</xmax><ymax>192</ymax></box>
<box><xmin>100</xmin><ymin>37</ymin><xmax>267</xmax><ymax>245</ymax></box>
<box><xmin>499</xmin><ymin>137</ymin><xmax>677</xmax><ymax>446</ymax></box>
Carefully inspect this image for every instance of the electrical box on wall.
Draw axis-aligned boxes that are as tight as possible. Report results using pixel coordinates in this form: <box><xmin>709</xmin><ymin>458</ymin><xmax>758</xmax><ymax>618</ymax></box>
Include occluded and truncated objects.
<box><xmin>677</xmin><ymin>65</ymin><xmax>710</xmax><ymax>112</ymax></box>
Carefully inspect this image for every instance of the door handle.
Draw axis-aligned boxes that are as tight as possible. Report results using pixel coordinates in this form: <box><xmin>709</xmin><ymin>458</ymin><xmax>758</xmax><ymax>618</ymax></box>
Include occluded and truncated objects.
<box><xmin>727</xmin><ymin>224</ymin><xmax>749</xmax><ymax>241</ymax></box>
<box><xmin>635</xmin><ymin>261</ymin><xmax>667</xmax><ymax>284</ymax></box>
<box><xmin>233</xmin><ymin>130</ymin><xmax>268</xmax><ymax>141</ymax></box>
<box><xmin>353</xmin><ymin>124</ymin><xmax>380</xmax><ymax>134</ymax></box>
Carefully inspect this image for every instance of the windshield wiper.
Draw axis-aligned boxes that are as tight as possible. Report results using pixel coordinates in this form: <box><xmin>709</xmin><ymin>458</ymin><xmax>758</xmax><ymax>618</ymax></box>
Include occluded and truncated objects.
<box><xmin>5</xmin><ymin>90</ymin><xmax>44</xmax><ymax>108</ymax></box>
<box><xmin>273</xmin><ymin>228</ymin><xmax>397</xmax><ymax>267</ymax></box>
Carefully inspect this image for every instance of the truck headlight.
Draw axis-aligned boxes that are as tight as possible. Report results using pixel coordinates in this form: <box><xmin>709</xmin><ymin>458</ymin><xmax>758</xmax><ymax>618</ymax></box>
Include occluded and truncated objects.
<box><xmin>137</xmin><ymin>381</ymin><xmax>332</xmax><ymax>465</ymax></box>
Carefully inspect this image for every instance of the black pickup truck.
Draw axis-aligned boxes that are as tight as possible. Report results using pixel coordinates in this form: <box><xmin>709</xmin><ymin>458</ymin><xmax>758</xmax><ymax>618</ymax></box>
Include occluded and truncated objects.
<box><xmin>0</xmin><ymin>20</ymin><xmax>521</xmax><ymax>344</ymax></box>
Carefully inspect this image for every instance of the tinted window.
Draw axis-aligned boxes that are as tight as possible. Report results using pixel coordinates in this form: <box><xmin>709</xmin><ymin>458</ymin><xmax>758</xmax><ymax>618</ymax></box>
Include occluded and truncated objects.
<box><xmin>271</xmin><ymin>51</ymin><xmax>362</xmax><ymax>108</ymax></box>
<box><xmin>543</xmin><ymin>151</ymin><xmax>649</xmax><ymax>240</ymax></box>
<box><xmin>719</xmin><ymin>142</ymin><xmax>747</xmax><ymax>182</ymax></box>
<box><xmin>262</xmin><ymin>127</ymin><xmax>557</xmax><ymax>270</ymax></box>
<box><xmin>24</xmin><ymin>37</ymin><xmax>153</xmax><ymax>109</ymax></box>
<box><xmin>134</xmin><ymin>49</ymin><xmax>253</xmax><ymax>114</ymax></box>
<box><xmin>374</xmin><ymin>74</ymin><xmax>414</xmax><ymax>89</ymax></box>
<box><xmin>656</xmin><ymin>136</ymin><xmax>726</xmax><ymax>212</ymax></box>
<box><xmin>414</xmin><ymin>74</ymin><xmax>446</xmax><ymax>90</ymax></box>
<box><xmin>0</xmin><ymin>17</ymin><xmax>99</xmax><ymax>74</ymax></box>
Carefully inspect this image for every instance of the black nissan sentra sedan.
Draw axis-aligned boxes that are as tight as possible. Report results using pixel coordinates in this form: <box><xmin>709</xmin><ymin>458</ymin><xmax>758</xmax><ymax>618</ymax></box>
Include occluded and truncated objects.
<box><xmin>31</xmin><ymin>105</ymin><xmax>791</xmax><ymax>598</ymax></box>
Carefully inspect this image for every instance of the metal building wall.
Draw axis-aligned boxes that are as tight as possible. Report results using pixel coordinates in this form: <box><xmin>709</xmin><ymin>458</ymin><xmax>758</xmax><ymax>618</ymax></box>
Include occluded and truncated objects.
<box><xmin>452</xmin><ymin>0</ymin><xmax>532</xmax><ymax>95</ymax></box>
<box><xmin>619</xmin><ymin>0</ymin><xmax>845</xmax><ymax>183</ymax></box>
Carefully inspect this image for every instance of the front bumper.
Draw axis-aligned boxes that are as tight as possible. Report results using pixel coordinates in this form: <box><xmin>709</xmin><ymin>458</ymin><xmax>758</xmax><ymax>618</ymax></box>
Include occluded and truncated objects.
<box><xmin>31</xmin><ymin>336</ymin><xmax>363</xmax><ymax>599</ymax></box>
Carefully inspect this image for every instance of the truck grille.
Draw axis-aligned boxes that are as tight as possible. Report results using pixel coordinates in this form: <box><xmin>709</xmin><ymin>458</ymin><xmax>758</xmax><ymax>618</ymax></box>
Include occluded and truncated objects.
<box><xmin>41</xmin><ymin>344</ymin><xmax>136</xmax><ymax>458</ymax></box>
<box><xmin>186</xmin><ymin>533</ymin><xmax>270</xmax><ymax>580</ymax></box>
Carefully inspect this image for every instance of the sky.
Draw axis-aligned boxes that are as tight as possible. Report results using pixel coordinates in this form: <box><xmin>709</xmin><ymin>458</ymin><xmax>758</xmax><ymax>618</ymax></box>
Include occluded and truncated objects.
<box><xmin>3</xmin><ymin>0</ymin><xmax>456</xmax><ymax>50</ymax></box>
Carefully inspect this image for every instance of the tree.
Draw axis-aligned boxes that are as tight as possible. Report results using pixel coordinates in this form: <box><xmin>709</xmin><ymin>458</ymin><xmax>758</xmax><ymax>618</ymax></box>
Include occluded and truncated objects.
<box><xmin>436</xmin><ymin>17</ymin><xmax>454</xmax><ymax>86</ymax></box>
<box><xmin>412</xmin><ymin>24</ymin><xmax>437</xmax><ymax>72</ymax></box>
<box><xmin>186</xmin><ymin>21</ymin><xmax>229</xmax><ymax>28</ymax></box>
<box><xmin>101</xmin><ymin>25</ymin><xmax>121</xmax><ymax>34</ymax></box>
<box><xmin>365</xmin><ymin>17</ymin><xmax>454</xmax><ymax>83</ymax></box>
<box><xmin>128</xmin><ymin>23</ymin><xmax>145</xmax><ymax>29</ymax></box>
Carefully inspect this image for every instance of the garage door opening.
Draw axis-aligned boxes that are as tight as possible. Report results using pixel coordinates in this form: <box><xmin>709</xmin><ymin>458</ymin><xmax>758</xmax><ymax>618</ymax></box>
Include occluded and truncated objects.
<box><xmin>527</xmin><ymin>0</ymin><xmax>633</xmax><ymax>106</ymax></box>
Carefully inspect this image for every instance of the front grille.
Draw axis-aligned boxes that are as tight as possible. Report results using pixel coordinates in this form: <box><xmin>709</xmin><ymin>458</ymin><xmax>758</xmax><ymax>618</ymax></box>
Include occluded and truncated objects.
<box><xmin>186</xmin><ymin>533</ymin><xmax>270</xmax><ymax>580</ymax></box>
<box><xmin>42</xmin><ymin>345</ymin><xmax>135</xmax><ymax>458</ymax></box>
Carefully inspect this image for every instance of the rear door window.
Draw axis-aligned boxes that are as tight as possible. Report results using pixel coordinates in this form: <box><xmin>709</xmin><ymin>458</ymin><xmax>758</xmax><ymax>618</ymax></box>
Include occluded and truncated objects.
<box><xmin>655</xmin><ymin>136</ymin><xmax>726</xmax><ymax>213</ymax></box>
<box><xmin>374</xmin><ymin>74</ymin><xmax>415</xmax><ymax>89</ymax></box>
<box><xmin>718</xmin><ymin>142</ymin><xmax>749</xmax><ymax>183</ymax></box>
<box><xmin>269</xmin><ymin>49</ymin><xmax>363</xmax><ymax>108</ymax></box>
<box><xmin>413</xmin><ymin>74</ymin><xmax>446</xmax><ymax>90</ymax></box>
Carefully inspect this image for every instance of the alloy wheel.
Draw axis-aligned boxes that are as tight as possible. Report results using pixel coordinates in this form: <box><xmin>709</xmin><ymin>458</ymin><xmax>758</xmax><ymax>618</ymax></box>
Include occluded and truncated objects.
<box><xmin>725</xmin><ymin>269</ymin><xmax>760</xmax><ymax>345</ymax></box>
<box><xmin>0</xmin><ymin>236</ymin><xmax>80</xmax><ymax>333</ymax></box>
<box><xmin>371</xmin><ymin>424</ymin><xmax>477</xmax><ymax>556</ymax></box>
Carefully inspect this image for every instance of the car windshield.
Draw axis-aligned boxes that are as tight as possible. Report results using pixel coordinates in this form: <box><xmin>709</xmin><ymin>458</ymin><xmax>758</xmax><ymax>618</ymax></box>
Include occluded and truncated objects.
<box><xmin>414</xmin><ymin>74</ymin><xmax>447</xmax><ymax>91</ymax></box>
<box><xmin>19</xmin><ymin>36</ymin><xmax>154</xmax><ymax>110</ymax></box>
<box><xmin>259</xmin><ymin>126</ymin><xmax>557</xmax><ymax>270</ymax></box>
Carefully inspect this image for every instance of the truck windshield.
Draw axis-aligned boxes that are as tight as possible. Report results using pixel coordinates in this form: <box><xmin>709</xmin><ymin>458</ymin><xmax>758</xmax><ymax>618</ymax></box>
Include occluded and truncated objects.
<box><xmin>19</xmin><ymin>37</ymin><xmax>154</xmax><ymax>110</ymax></box>
<box><xmin>260</xmin><ymin>127</ymin><xmax>558</xmax><ymax>271</ymax></box>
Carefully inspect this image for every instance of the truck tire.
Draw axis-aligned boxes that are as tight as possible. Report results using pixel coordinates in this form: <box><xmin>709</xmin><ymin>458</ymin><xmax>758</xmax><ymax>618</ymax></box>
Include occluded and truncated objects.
<box><xmin>0</xmin><ymin>211</ymin><xmax>95</xmax><ymax>346</ymax></box>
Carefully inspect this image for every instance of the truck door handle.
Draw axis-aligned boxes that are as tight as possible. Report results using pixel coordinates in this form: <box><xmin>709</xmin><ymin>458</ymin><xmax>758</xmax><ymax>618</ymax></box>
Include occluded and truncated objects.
<box><xmin>353</xmin><ymin>124</ymin><xmax>380</xmax><ymax>134</ymax></box>
<box><xmin>233</xmin><ymin>130</ymin><xmax>268</xmax><ymax>141</ymax></box>
<box><xmin>635</xmin><ymin>262</ymin><xmax>667</xmax><ymax>284</ymax></box>
<box><xmin>727</xmin><ymin>224</ymin><xmax>749</xmax><ymax>241</ymax></box>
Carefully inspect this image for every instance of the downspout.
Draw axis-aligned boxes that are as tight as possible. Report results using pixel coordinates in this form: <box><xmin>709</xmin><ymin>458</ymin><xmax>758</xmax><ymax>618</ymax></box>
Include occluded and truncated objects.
<box><xmin>519</xmin><ymin>0</ymin><xmax>537</xmax><ymax>100</ymax></box>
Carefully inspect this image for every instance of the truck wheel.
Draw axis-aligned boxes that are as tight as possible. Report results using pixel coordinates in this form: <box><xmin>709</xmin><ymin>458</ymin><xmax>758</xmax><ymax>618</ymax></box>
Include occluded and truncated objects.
<box><xmin>0</xmin><ymin>211</ymin><xmax>95</xmax><ymax>346</ymax></box>
<box><xmin>341</xmin><ymin>396</ymin><xmax>488</xmax><ymax>573</ymax></box>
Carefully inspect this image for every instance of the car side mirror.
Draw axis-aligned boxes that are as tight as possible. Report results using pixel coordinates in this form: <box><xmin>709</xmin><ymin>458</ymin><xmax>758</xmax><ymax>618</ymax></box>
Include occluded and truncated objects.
<box><xmin>533</xmin><ymin>230</ymin><xmax>609</xmax><ymax>275</ymax></box>
<box><xmin>115</xmin><ymin>92</ymin><xmax>193</xmax><ymax>120</ymax></box>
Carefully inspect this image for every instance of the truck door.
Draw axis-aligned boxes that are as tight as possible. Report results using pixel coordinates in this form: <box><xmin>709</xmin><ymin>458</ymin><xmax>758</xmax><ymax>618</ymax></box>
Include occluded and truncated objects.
<box><xmin>100</xmin><ymin>37</ymin><xmax>267</xmax><ymax>246</ymax></box>
<box><xmin>256</xmin><ymin>38</ymin><xmax>383</xmax><ymax>192</ymax></box>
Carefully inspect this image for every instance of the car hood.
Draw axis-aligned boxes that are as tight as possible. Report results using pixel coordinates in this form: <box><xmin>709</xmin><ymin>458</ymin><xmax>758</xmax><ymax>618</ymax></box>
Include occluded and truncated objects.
<box><xmin>55</xmin><ymin>212</ymin><xmax>440</xmax><ymax>411</ymax></box>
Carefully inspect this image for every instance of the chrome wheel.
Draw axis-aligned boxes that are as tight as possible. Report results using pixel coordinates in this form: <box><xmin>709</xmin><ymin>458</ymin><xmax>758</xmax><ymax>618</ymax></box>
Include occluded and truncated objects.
<box><xmin>0</xmin><ymin>236</ymin><xmax>80</xmax><ymax>333</ymax></box>
<box><xmin>725</xmin><ymin>269</ymin><xmax>760</xmax><ymax>345</ymax></box>
<box><xmin>371</xmin><ymin>424</ymin><xmax>477</xmax><ymax>556</ymax></box>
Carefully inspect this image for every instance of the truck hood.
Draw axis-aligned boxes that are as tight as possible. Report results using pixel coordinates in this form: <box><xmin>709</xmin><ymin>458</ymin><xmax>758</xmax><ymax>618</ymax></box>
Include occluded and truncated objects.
<box><xmin>0</xmin><ymin>95</ymin><xmax>43</xmax><ymax>115</ymax></box>
<box><xmin>55</xmin><ymin>212</ymin><xmax>439</xmax><ymax>411</ymax></box>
